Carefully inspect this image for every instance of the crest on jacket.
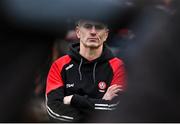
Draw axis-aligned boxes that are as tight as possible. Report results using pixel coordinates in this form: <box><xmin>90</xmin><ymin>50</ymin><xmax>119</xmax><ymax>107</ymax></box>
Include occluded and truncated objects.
<box><xmin>98</xmin><ymin>81</ymin><xmax>107</xmax><ymax>92</ymax></box>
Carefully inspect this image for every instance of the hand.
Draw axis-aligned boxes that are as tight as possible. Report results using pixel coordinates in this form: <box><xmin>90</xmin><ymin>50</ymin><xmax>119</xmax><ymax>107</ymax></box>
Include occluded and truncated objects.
<box><xmin>63</xmin><ymin>95</ymin><xmax>73</xmax><ymax>105</ymax></box>
<box><xmin>102</xmin><ymin>84</ymin><xmax>122</xmax><ymax>101</ymax></box>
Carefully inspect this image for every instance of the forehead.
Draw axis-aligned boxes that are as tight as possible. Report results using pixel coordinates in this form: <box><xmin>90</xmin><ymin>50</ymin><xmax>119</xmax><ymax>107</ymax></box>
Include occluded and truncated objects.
<box><xmin>78</xmin><ymin>20</ymin><xmax>107</xmax><ymax>26</ymax></box>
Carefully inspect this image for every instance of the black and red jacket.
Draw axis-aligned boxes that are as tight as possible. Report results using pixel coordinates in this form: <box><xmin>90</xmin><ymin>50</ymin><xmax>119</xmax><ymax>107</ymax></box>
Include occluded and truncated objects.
<box><xmin>45</xmin><ymin>43</ymin><xmax>125</xmax><ymax>122</ymax></box>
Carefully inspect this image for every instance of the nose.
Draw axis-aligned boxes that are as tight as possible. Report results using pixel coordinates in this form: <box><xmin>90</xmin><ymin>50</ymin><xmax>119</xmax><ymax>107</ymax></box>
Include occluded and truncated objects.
<box><xmin>90</xmin><ymin>26</ymin><xmax>97</xmax><ymax>35</ymax></box>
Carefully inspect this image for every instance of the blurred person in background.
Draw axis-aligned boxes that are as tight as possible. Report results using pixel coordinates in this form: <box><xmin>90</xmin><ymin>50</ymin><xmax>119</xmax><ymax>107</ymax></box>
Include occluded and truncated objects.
<box><xmin>154</xmin><ymin>0</ymin><xmax>176</xmax><ymax>15</ymax></box>
<box><xmin>109</xmin><ymin>28</ymin><xmax>136</xmax><ymax>59</ymax></box>
<box><xmin>52</xmin><ymin>29</ymin><xmax>79</xmax><ymax>61</ymax></box>
<box><xmin>109</xmin><ymin>0</ymin><xmax>180</xmax><ymax>122</ymax></box>
<box><xmin>45</xmin><ymin>19</ymin><xmax>126</xmax><ymax>122</ymax></box>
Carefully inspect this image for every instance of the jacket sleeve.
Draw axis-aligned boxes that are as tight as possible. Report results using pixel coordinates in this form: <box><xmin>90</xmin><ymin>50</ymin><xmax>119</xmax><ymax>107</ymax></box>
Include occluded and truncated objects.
<box><xmin>71</xmin><ymin>94</ymin><xmax>120</xmax><ymax>112</ymax></box>
<box><xmin>46</xmin><ymin>88</ymin><xmax>82</xmax><ymax>122</ymax></box>
<box><xmin>46</xmin><ymin>61</ymin><xmax>82</xmax><ymax>122</ymax></box>
<box><xmin>71</xmin><ymin>58</ymin><xmax>125</xmax><ymax>112</ymax></box>
<box><xmin>109</xmin><ymin>57</ymin><xmax>126</xmax><ymax>87</ymax></box>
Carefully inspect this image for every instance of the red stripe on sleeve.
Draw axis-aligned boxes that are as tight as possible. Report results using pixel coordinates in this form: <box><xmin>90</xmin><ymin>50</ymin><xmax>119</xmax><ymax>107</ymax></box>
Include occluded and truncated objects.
<box><xmin>46</xmin><ymin>55</ymin><xmax>71</xmax><ymax>95</ymax></box>
<box><xmin>109</xmin><ymin>57</ymin><xmax>126</xmax><ymax>89</ymax></box>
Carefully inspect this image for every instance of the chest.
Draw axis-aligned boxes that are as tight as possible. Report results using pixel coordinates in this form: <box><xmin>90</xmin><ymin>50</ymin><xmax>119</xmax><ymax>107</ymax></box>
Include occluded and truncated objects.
<box><xmin>62</xmin><ymin>61</ymin><xmax>113</xmax><ymax>98</ymax></box>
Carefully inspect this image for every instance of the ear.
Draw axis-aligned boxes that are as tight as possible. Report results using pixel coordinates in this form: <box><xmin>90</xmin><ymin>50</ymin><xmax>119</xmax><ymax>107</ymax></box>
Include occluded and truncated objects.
<box><xmin>75</xmin><ymin>26</ymin><xmax>81</xmax><ymax>39</ymax></box>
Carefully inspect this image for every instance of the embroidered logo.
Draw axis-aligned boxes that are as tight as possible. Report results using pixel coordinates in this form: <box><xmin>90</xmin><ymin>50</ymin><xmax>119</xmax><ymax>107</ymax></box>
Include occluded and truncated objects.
<box><xmin>65</xmin><ymin>64</ymin><xmax>73</xmax><ymax>70</ymax></box>
<box><xmin>66</xmin><ymin>83</ymin><xmax>74</xmax><ymax>88</ymax></box>
<box><xmin>98</xmin><ymin>81</ymin><xmax>107</xmax><ymax>92</ymax></box>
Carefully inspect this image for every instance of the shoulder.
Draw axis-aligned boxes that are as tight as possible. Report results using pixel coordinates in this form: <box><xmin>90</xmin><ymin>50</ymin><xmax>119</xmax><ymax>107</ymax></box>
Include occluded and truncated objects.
<box><xmin>54</xmin><ymin>55</ymin><xmax>72</xmax><ymax>64</ymax></box>
<box><xmin>52</xmin><ymin>55</ymin><xmax>72</xmax><ymax>69</ymax></box>
<box><xmin>109</xmin><ymin>57</ymin><xmax>124</xmax><ymax>66</ymax></box>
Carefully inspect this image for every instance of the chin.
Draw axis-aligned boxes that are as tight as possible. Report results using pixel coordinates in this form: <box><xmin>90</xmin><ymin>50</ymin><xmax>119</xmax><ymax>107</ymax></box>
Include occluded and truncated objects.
<box><xmin>86</xmin><ymin>43</ymin><xmax>100</xmax><ymax>48</ymax></box>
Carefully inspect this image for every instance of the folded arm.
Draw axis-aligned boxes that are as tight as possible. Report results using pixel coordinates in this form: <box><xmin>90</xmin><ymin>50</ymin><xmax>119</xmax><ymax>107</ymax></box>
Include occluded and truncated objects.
<box><xmin>64</xmin><ymin>84</ymin><xmax>123</xmax><ymax>111</ymax></box>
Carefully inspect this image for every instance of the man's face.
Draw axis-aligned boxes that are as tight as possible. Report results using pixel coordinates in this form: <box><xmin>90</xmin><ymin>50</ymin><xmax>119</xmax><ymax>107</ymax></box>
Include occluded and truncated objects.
<box><xmin>76</xmin><ymin>20</ymin><xmax>109</xmax><ymax>48</ymax></box>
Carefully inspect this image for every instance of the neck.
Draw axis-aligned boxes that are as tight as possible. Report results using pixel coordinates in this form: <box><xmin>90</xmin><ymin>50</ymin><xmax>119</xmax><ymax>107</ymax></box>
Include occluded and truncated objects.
<box><xmin>79</xmin><ymin>44</ymin><xmax>103</xmax><ymax>61</ymax></box>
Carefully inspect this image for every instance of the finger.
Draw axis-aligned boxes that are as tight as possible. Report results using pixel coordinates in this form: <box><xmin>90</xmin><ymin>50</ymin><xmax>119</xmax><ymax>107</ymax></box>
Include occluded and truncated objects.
<box><xmin>108</xmin><ymin>85</ymin><xmax>122</xmax><ymax>92</ymax></box>
<box><xmin>108</xmin><ymin>84</ymin><xmax>119</xmax><ymax>91</ymax></box>
<box><xmin>105</xmin><ymin>88</ymin><xmax>122</xmax><ymax>99</ymax></box>
<box><xmin>114</xmin><ymin>85</ymin><xmax>123</xmax><ymax>88</ymax></box>
<box><xmin>112</xmin><ymin>88</ymin><xmax>123</xmax><ymax>94</ymax></box>
<box><xmin>108</xmin><ymin>84</ymin><xmax>117</xmax><ymax>89</ymax></box>
<box><xmin>109</xmin><ymin>93</ymin><xmax>118</xmax><ymax>100</ymax></box>
<box><xmin>110</xmin><ymin>84</ymin><xmax>122</xmax><ymax>89</ymax></box>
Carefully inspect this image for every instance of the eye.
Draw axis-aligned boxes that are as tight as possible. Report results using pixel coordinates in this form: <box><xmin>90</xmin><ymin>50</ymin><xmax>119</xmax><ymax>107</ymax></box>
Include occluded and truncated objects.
<box><xmin>83</xmin><ymin>24</ymin><xmax>93</xmax><ymax>29</ymax></box>
<box><xmin>95</xmin><ymin>24</ymin><xmax>106</xmax><ymax>30</ymax></box>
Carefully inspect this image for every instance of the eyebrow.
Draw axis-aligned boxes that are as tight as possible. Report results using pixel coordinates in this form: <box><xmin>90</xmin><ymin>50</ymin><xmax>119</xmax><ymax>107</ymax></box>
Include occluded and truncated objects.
<box><xmin>79</xmin><ymin>23</ymin><xmax>107</xmax><ymax>28</ymax></box>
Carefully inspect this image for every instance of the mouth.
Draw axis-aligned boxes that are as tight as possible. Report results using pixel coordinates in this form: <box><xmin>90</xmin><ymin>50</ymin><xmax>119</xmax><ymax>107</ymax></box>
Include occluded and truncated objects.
<box><xmin>87</xmin><ymin>38</ymin><xmax>98</xmax><ymax>42</ymax></box>
<box><xmin>88</xmin><ymin>38</ymin><xmax>98</xmax><ymax>40</ymax></box>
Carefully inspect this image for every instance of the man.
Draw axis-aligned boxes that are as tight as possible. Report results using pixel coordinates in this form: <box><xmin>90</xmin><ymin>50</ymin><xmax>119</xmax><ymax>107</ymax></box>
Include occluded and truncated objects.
<box><xmin>45</xmin><ymin>19</ymin><xmax>126</xmax><ymax>122</ymax></box>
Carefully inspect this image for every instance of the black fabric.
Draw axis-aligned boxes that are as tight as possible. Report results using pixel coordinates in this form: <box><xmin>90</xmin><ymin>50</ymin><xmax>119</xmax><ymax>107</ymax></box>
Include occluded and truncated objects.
<box><xmin>47</xmin><ymin>88</ymin><xmax>83</xmax><ymax>122</ymax></box>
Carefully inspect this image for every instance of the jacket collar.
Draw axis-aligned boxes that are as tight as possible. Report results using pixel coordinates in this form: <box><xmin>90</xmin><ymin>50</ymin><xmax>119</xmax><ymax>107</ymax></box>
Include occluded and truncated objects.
<box><xmin>68</xmin><ymin>43</ymin><xmax>114</xmax><ymax>64</ymax></box>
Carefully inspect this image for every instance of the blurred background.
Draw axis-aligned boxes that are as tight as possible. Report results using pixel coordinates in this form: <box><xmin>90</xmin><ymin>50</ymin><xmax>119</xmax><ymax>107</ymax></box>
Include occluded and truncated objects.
<box><xmin>0</xmin><ymin>0</ymin><xmax>180</xmax><ymax>122</ymax></box>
